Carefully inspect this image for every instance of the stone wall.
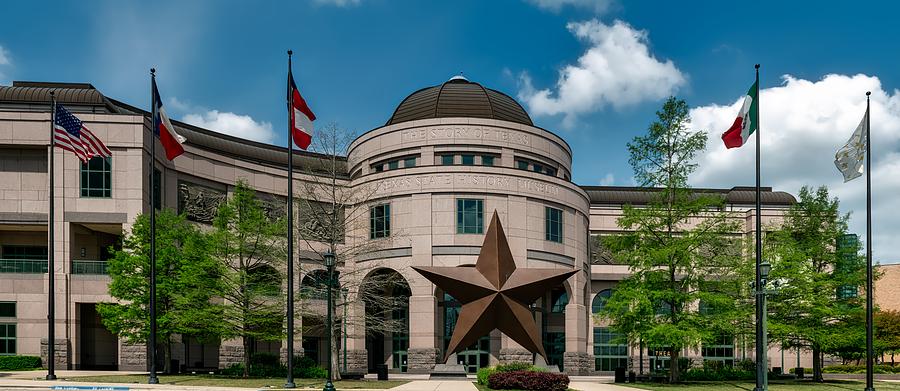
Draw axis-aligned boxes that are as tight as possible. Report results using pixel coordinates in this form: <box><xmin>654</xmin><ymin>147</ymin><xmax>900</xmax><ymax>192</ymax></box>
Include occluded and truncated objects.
<box><xmin>218</xmin><ymin>345</ymin><xmax>244</xmax><ymax>369</ymax></box>
<box><xmin>340</xmin><ymin>349</ymin><xmax>367</xmax><ymax>374</ymax></box>
<box><xmin>499</xmin><ymin>348</ymin><xmax>533</xmax><ymax>365</ymax></box>
<box><xmin>407</xmin><ymin>348</ymin><xmax>438</xmax><ymax>373</ymax></box>
<box><xmin>563</xmin><ymin>352</ymin><xmax>592</xmax><ymax>375</ymax></box>
<box><xmin>119</xmin><ymin>343</ymin><xmax>147</xmax><ymax>371</ymax></box>
<box><xmin>280</xmin><ymin>346</ymin><xmax>305</xmax><ymax>365</ymax></box>
<box><xmin>40</xmin><ymin>338</ymin><xmax>70</xmax><ymax>370</ymax></box>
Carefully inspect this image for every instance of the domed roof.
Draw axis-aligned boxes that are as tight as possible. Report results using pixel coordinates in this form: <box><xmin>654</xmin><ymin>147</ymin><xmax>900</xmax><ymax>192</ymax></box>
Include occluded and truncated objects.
<box><xmin>386</xmin><ymin>76</ymin><xmax>533</xmax><ymax>126</ymax></box>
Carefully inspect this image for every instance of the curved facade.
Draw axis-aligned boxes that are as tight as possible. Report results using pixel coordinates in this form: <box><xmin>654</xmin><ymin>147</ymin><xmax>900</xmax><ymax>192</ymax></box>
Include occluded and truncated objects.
<box><xmin>0</xmin><ymin>79</ymin><xmax>809</xmax><ymax>375</ymax></box>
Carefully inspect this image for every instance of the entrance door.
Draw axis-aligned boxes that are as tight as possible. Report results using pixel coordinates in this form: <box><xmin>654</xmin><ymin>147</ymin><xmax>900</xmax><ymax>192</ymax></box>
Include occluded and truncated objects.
<box><xmin>78</xmin><ymin>303</ymin><xmax>118</xmax><ymax>370</ymax></box>
<box><xmin>454</xmin><ymin>336</ymin><xmax>490</xmax><ymax>374</ymax></box>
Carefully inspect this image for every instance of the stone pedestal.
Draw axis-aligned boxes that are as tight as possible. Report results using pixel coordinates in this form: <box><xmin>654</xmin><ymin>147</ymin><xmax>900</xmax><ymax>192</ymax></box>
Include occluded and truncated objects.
<box><xmin>498</xmin><ymin>348</ymin><xmax>533</xmax><ymax>365</ymax></box>
<box><xmin>218</xmin><ymin>345</ymin><xmax>244</xmax><ymax>369</ymax></box>
<box><xmin>40</xmin><ymin>338</ymin><xmax>70</xmax><ymax>370</ymax></box>
<box><xmin>340</xmin><ymin>349</ymin><xmax>367</xmax><ymax>374</ymax></box>
<box><xmin>407</xmin><ymin>348</ymin><xmax>438</xmax><ymax>373</ymax></box>
<box><xmin>118</xmin><ymin>343</ymin><xmax>147</xmax><ymax>371</ymax></box>
<box><xmin>563</xmin><ymin>352</ymin><xmax>592</xmax><ymax>375</ymax></box>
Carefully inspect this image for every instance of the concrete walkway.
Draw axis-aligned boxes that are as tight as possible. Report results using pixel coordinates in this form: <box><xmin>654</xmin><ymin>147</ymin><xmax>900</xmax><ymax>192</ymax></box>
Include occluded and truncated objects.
<box><xmin>0</xmin><ymin>378</ymin><xmax>260</xmax><ymax>391</ymax></box>
<box><xmin>570</xmin><ymin>382</ymin><xmax>643</xmax><ymax>391</ymax></box>
<box><xmin>391</xmin><ymin>380</ymin><xmax>477</xmax><ymax>391</ymax></box>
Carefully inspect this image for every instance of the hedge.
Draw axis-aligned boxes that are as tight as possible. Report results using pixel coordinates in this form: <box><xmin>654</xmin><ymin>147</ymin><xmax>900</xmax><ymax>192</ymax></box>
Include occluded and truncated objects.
<box><xmin>218</xmin><ymin>354</ymin><xmax>326</xmax><ymax>378</ymax></box>
<box><xmin>476</xmin><ymin>362</ymin><xmax>545</xmax><ymax>385</ymax></box>
<box><xmin>487</xmin><ymin>370</ymin><xmax>569</xmax><ymax>391</ymax></box>
<box><xmin>0</xmin><ymin>355</ymin><xmax>42</xmax><ymax>370</ymax></box>
<box><xmin>823</xmin><ymin>364</ymin><xmax>900</xmax><ymax>374</ymax></box>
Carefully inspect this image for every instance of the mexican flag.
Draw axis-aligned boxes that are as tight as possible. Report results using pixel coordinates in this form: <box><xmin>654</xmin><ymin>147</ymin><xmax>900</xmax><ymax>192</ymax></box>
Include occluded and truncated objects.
<box><xmin>721</xmin><ymin>81</ymin><xmax>759</xmax><ymax>148</ymax></box>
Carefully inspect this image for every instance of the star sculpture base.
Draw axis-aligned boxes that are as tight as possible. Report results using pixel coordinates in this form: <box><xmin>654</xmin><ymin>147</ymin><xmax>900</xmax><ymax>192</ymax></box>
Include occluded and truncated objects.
<box><xmin>414</xmin><ymin>211</ymin><xmax>577</xmax><ymax>362</ymax></box>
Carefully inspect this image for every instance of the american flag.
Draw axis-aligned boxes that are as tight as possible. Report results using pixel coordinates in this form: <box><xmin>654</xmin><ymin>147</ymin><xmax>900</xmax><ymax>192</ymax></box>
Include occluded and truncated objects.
<box><xmin>54</xmin><ymin>104</ymin><xmax>111</xmax><ymax>163</ymax></box>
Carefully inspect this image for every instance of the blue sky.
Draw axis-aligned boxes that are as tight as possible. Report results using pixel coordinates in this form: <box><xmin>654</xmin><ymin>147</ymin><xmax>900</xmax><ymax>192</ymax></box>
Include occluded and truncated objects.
<box><xmin>2</xmin><ymin>0</ymin><xmax>899</xmax><ymax>262</ymax></box>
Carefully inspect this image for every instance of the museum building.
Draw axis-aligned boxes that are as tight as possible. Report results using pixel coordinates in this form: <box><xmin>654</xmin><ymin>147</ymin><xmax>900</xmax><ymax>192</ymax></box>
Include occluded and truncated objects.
<box><xmin>0</xmin><ymin>78</ymin><xmax>803</xmax><ymax>375</ymax></box>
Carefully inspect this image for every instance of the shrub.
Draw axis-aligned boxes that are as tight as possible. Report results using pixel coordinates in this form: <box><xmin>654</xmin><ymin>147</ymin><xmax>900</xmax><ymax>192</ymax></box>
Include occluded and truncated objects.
<box><xmin>217</xmin><ymin>354</ymin><xmax>326</xmax><ymax>378</ymax></box>
<box><xmin>478</xmin><ymin>362</ymin><xmax>545</xmax><ymax>385</ymax></box>
<box><xmin>737</xmin><ymin>359</ymin><xmax>756</xmax><ymax>372</ymax></box>
<box><xmin>488</xmin><ymin>370</ymin><xmax>569</xmax><ymax>391</ymax></box>
<box><xmin>822</xmin><ymin>364</ymin><xmax>900</xmax><ymax>374</ymax></box>
<box><xmin>0</xmin><ymin>355</ymin><xmax>42</xmax><ymax>370</ymax></box>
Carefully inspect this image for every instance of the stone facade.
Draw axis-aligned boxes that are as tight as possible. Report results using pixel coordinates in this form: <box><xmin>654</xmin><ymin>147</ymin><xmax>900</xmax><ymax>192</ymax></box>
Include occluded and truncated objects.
<box><xmin>563</xmin><ymin>351</ymin><xmax>592</xmax><ymax>375</ymax></box>
<box><xmin>118</xmin><ymin>343</ymin><xmax>147</xmax><ymax>371</ymax></box>
<box><xmin>40</xmin><ymin>338</ymin><xmax>70</xmax><ymax>370</ymax></box>
<box><xmin>341</xmin><ymin>349</ymin><xmax>368</xmax><ymax>374</ymax></box>
<box><xmin>279</xmin><ymin>346</ymin><xmax>305</xmax><ymax>366</ymax></box>
<box><xmin>407</xmin><ymin>348</ymin><xmax>439</xmax><ymax>373</ymax></box>
<box><xmin>498</xmin><ymin>348</ymin><xmax>533</xmax><ymax>365</ymax></box>
<box><xmin>218</xmin><ymin>345</ymin><xmax>244</xmax><ymax>369</ymax></box>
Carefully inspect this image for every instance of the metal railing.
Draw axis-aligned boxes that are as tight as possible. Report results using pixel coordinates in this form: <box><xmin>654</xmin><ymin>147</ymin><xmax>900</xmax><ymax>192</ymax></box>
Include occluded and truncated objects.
<box><xmin>71</xmin><ymin>260</ymin><xmax>108</xmax><ymax>275</ymax></box>
<box><xmin>0</xmin><ymin>259</ymin><xmax>48</xmax><ymax>274</ymax></box>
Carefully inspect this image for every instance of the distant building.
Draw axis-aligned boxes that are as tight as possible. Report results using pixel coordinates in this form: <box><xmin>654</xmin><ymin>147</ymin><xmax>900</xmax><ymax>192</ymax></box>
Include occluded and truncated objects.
<box><xmin>0</xmin><ymin>78</ymin><xmax>803</xmax><ymax>374</ymax></box>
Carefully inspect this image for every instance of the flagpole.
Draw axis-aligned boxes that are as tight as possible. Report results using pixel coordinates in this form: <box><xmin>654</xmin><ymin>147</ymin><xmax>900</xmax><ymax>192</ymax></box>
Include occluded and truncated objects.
<box><xmin>285</xmin><ymin>50</ymin><xmax>296</xmax><ymax>389</ymax></box>
<box><xmin>46</xmin><ymin>91</ymin><xmax>57</xmax><ymax>381</ymax></box>
<box><xmin>753</xmin><ymin>63</ymin><xmax>767</xmax><ymax>391</ymax></box>
<box><xmin>865</xmin><ymin>91</ymin><xmax>874</xmax><ymax>391</ymax></box>
<box><xmin>148</xmin><ymin>68</ymin><xmax>159</xmax><ymax>385</ymax></box>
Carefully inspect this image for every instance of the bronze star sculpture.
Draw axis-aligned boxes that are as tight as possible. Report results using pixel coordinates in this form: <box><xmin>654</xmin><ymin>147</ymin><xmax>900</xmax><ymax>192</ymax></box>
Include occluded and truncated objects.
<box><xmin>413</xmin><ymin>211</ymin><xmax>578</xmax><ymax>362</ymax></box>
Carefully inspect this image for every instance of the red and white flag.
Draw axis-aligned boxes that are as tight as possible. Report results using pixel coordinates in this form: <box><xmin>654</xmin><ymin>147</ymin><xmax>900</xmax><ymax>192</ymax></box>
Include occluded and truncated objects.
<box><xmin>54</xmin><ymin>103</ymin><xmax>111</xmax><ymax>162</ymax></box>
<box><xmin>152</xmin><ymin>78</ymin><xmax>186</xmax><ymax>160</ymax></box>
<box><xmin>288</xmin><ymin>71</ymin><xmax>315</xmax><ymax>150</ymax></box>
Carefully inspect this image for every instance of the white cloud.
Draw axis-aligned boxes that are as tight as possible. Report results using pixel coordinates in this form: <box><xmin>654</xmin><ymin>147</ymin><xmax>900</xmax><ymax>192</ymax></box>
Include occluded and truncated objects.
<box><xmin>688</xmin><ymin>73</ymin><xmax>900</xmax><ymax>263</ymax></box>
<box><xmin>518</xmin><ymin>20</ymin><xmax>685</xmax><ymax>128</ymax></box>
<box><xmin>599</xmin><ymin>173</ymin><xmax>615</xmax><ymax>186</ymax></box>
<box><xmin>526</xmin><ymin>0</ymin><xmax>614</xmax><ymax>14</ymax></box>
<box><xmin>182</xmin><ymin>110</ymin><xmax>276</xmax><ymax>144</ymax></box>
<box><xmin>313</xmin><ymin>0</ymin><xmax>361</xmax><ymax>6</ymax></box>
<box><xmin>0</xmin><ymin>45</ymin><xmax>11</xmax><ymax>84</ymax></box>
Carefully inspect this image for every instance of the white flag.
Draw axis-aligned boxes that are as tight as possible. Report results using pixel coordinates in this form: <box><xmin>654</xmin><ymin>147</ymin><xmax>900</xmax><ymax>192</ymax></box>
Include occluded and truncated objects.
<box><xmin>834</xmin><ymin>109</ymin><xmax>868</xmax><ymax>182</ymax></box>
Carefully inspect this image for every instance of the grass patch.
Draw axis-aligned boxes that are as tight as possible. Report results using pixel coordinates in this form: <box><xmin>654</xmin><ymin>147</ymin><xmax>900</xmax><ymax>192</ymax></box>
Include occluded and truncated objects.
<box><xmin>64</xmin><ymin>374</ymin><xmax>407</xmax><ymax>389</ymax></box>
<box><xmin>625</xmin><ymin>379</ymin><xmax>900</xmax><ymax>391</ymax></box>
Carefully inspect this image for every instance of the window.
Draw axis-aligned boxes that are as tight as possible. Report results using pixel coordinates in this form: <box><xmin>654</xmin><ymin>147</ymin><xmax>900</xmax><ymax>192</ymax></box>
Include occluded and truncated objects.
<box><xmin>1</xmin><ymin>246</ymin><xmax>47</xmax><ymax>260</ymax></box>
<box><xmin>550</xmin><ymin>289</ymin><xmax>568</xmax><ymax>313</ymax></box>
<box><xmin>388</xmin><ymin>160</ymin><xmax>399</xmax><ymax>170</ymax></box>
<box><xmin>532</xmin><ymin>163</ymin><xmax>543</xmax><ymax>173</ymax></box>
<box><xmin>373</xmin><ymin>164</ymin><xmax>384</xmax><ymax>172</ymax></box>
<box><xmin>456</xmin><ymin>199</ymin><xmax>483</xmax><ymax>234</ymax></box>
<box><xmin>481</xmin><ymin>155</ymin><xmax>494</xmax><ymax>166</ymax></box>
<box><xmin>461</xmin><ymin>154</ymin><xmax>475</xmax><ymax>165</ymax></box>
<box><xmin>80</xmin><ymin>156</ymin><xmax>112</xmax><ymax>197</ymax></box>
<box><xmin>0</xmin><ymin>246</ymin><xmax>48</xmax><ymax>273</ymax></box>
<box><xmin>516</xmin><ymin>160</ymin><xmax>529</xmax><ymax>170</ymax></box>
<box><xmin>702</xmin><ymin>334</ymin><xmax>735</xmax><ymax>367</ymax></box>
<box><xmin>441</xmin><ymin>155</ymin><xmax>455</xmax><ymax>165</ymax></box>
<box><xmin>546</xmin><ymin>167</ymin><xmax>557</xmax><ymax>177</ymax></box>
<box><xmin>594</xmin><ymin>328</ymin><xmax>628</xmax><ymax>371</ymax></box>
<box><xmin>0</xmin><ymin>324</ymin><xmax>14</xmax><ymax>355</ymax></box>
<box><xmin>404</xmin><ymin>157</ymin><xmax>416</xmax><ymax>168</ymax></box>
<box><xmin>592</xmin><ymin>290</ymin><xmax>612</xmax><ymax>314</ymax></box>
<box><xmin>370</xmin><ymin>204</ymin><xmax>391</xmax><ymax>239</ymax></box>
<box><xmin>545</xmin><ymin>207</ymin><xmax>563</xmax><ymax>243</ymax></box>
<box><xmin>0</xmin><ymin>302</ymin><xmax>13</xmax><ymax>318</ymax></box>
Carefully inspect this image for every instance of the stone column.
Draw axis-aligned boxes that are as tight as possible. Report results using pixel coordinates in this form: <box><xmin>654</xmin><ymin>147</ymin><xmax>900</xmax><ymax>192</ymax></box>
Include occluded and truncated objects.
<box><xmin>406</xmin><ymin>293</ymin><xmax>438</xmax><ymax>373</ymax></box>
<box><xmin>118</xmin><ymin>342</ymin><xmax>147</xmax><ymax>371</ymax></box>
<box><xmin>217</xmin><ymin>339</ymin><xmax>244</xmax><ymax>369</ymax></box>
<box><xmin>563</xmin><ymin>275</ymin><xmax>592</xmax><ymax>375</ymax></box>
<box><xmin>341</xmin><ymin>296</ymin><xmax>367</xmax><ymax>374</ymax></box>
<box><xmin>41</xmin><ymin>338</ymin><xmax>70</xmax><ymax>370</ymax></box>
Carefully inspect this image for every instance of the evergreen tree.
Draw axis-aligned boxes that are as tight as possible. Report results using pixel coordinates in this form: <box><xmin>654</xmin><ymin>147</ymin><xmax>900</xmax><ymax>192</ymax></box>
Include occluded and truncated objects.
<box><xmin>211</xmin><ymin>180</ymin><xmax>286</xmax><ymax>378</ymax></box>
<box><xmin>600</xmin><ymin>97</ymin><xmax>744</xmax><ymax>383</ymax></box>
<box><xmin>767</xmin><ymin>186</ymin><xmax>868</xmax><ymax>381</ymax></box>
<box><xmin>97</xmin><ymin>209</ymin><xmax>224</xmax><ymax>374</ymax></box>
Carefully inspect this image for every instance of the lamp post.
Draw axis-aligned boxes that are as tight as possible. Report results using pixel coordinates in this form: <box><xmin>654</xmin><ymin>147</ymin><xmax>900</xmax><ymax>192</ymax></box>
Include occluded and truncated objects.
<box><xmin>323</xmin><ymin>252</ymin><xmax>336</xmax><ymax>391</ymax></box>
<box><xmin>755</xmin><ymin>260</ymin><xmax>772</xmax><ymax>391</ymax></box>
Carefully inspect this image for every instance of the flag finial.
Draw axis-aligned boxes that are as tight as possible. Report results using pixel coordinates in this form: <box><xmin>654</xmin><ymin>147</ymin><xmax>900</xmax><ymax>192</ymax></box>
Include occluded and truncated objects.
<box><xmin>866</xmin><ymin>91</ymin><xmax>871</xmax><ymax>96</ymax></box>
<box><xmin>151</xmin><ymin>68</ymin><xmax>156</xmax><ymax>75</ymax></box>
<box><xmin>288</xmin><ymin>50</ymin><xmax>293</xmax><ymax>56</ymax></box>
<box><xmin>754</xmin><ymin>64</ymin><xmax>760</xmax><ymax>69</ymax></box>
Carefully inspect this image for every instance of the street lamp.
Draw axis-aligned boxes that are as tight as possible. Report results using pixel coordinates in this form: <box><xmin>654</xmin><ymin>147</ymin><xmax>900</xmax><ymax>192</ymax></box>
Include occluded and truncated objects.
<box><xmin>323</xmin><ymin>252</ymin><xmax>336</xmax><ymax>391</ymax></box>
<box><xmin>755</xmin><ymin>260</ymin><xmax>771</xmax><ymax>391</ymax></box>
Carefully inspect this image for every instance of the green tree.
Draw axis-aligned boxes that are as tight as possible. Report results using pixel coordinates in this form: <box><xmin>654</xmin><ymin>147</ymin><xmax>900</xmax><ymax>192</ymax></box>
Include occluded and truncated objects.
<box><xmin>599</xmin><ymin>97</ymin><xmax>744</xmax><ymax>383</ymax></box>
<box><xmin>97</xmin><ymin>209</ymin><xmax>224</xmax><ymax>374</ymax></box>
<box><xmin>211</xmin><ymin>180</ymin><xmax>286</xmax><ymax>377</ymax></box>
<box><xmin>767</xmin><ymin>186</ymin><xmax>867</xmax><ymax>381</ymax></box>
<box><xmin>876</xmin><ymin>310</ymin><xmax>900</xmax><ymax>365</ymax></box>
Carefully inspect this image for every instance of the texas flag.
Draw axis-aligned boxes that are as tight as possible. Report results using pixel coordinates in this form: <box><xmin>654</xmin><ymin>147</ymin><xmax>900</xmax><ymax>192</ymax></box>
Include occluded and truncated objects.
<box><xmin>152</xmin><ymin>78</ymin><xmax>186</xmax><ymax>160</ymax></box>
<box><xmin>288</xmin><ymin>71</ymin><xmax>315</xmax><ymax>150</ymax></box>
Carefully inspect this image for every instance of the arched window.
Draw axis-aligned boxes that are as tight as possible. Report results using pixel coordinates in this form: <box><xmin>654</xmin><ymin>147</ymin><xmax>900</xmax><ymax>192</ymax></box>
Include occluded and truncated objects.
<box><xmin>550</xmin><ymin>289</ymin><xmax>568</xmax><ymax>313</ymax></box>
<box><xmin>592</xmin><ymin>289</ymin><xmax>612</xmax><ymax>314</ymax></box>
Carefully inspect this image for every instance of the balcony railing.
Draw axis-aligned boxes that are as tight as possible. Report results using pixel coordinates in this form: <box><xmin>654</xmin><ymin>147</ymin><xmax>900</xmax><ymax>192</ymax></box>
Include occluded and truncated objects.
<box><xmin>71</xmin><ymin>260</ymin><xmax>108</xmax><ymax>275</ymax></box>
<box><xmin>0</xmin><ymin>259</ymin><xmax>48</xmax><ymax>274</ymax></box>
